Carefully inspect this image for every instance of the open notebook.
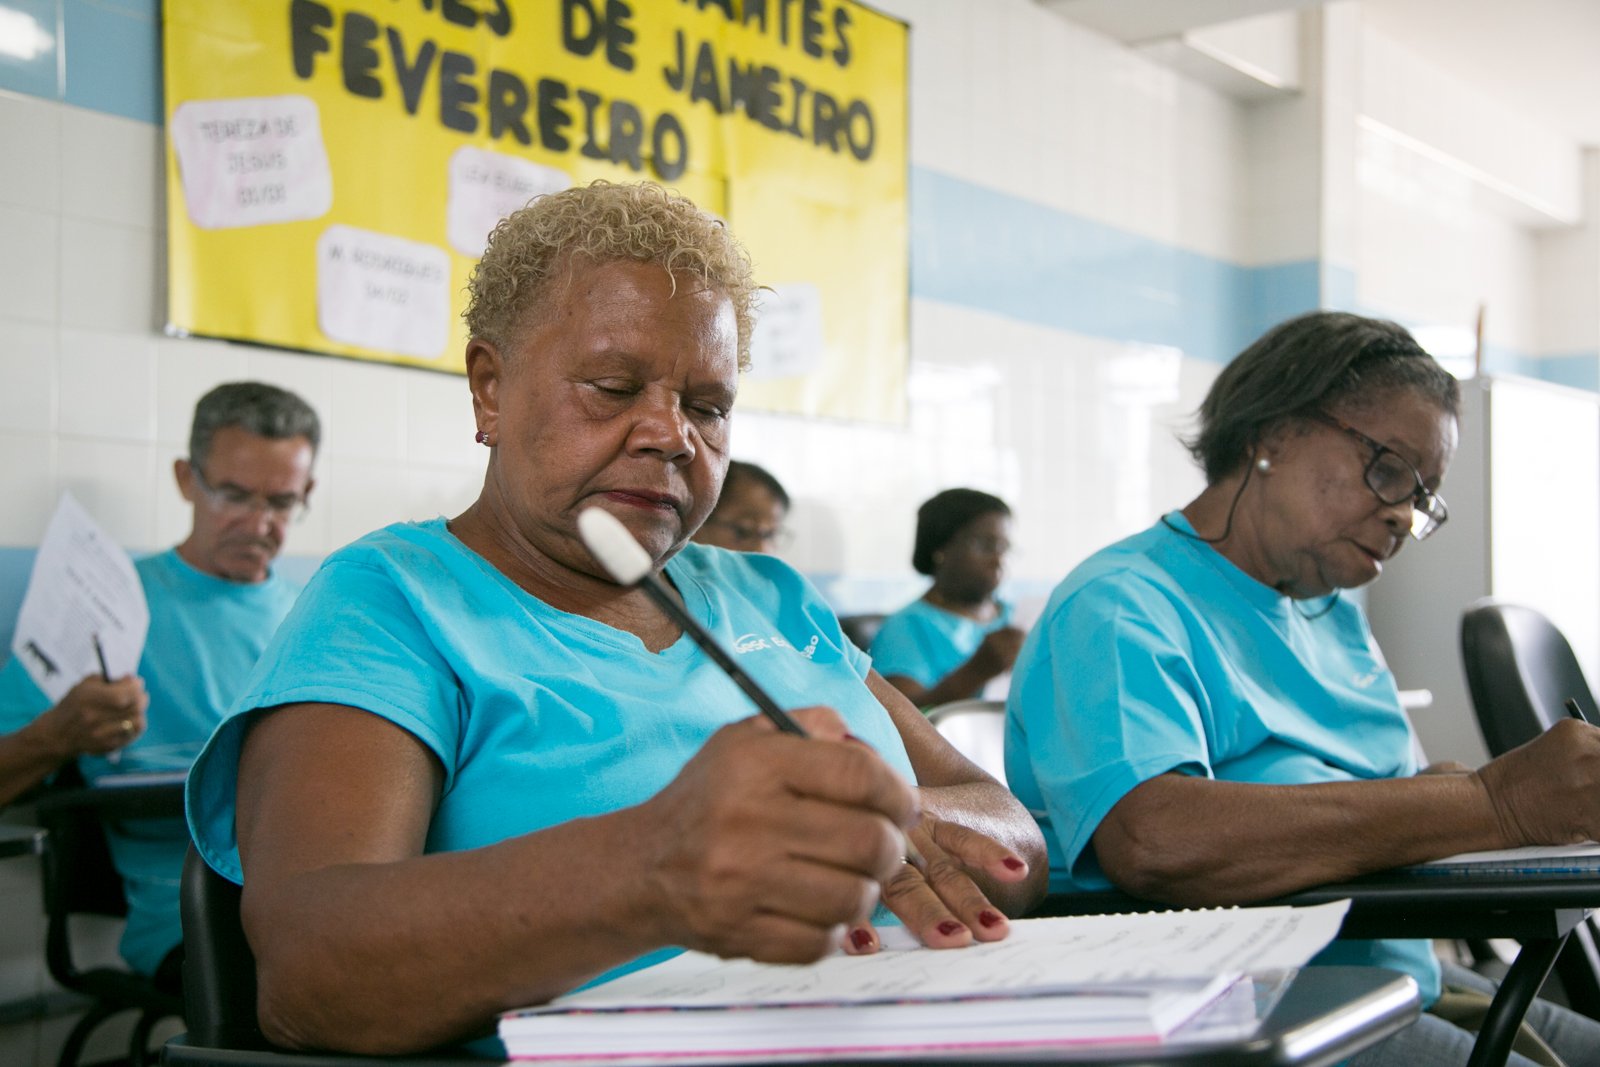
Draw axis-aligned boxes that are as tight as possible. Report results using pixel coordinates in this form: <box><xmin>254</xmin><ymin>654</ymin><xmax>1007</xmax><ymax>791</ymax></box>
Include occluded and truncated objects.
<box><xmin>499</xmin><ymin>900</ymin><xmax>1349</xmax><ymax>1063</ymax></box>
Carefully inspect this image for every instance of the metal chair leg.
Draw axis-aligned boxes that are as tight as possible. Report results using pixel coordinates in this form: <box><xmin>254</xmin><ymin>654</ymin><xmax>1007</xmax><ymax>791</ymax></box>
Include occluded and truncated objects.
<box><xmin>55</xmin><ymin>1000</ymin><xmax>120</xmax><ymax>1067</ymax></box>
<box><xmin>130</xmin><ymin>1007</ymin><xmax>164</xmax><ymax>1067</ymax></box>
<box><xmin>1466</xmin><ymin>934</ymin><xmax>1567</xmax><ymax>1067</ymax></box>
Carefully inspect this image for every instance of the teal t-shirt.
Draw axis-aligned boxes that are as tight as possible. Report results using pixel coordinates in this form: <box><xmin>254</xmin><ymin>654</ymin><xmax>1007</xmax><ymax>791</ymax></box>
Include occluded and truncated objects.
<box><xmin>187</xmin><ymin>520</ymin><xmax>918</xmax><ymax>963</ymax></box>
<box><xmin>1004</xmin><ymin>513</ymin><xmax>1441</xmax><ymax>1004</ymax></box>
<box><xmin>0</xmin><ymin>549</ymin><xmax>297</xmax><ymax>974</ymax></box>
<box><xmin>868</xmin><ymin>597</ymin><xmax>1014</xmax><ymax>699</ymax></box>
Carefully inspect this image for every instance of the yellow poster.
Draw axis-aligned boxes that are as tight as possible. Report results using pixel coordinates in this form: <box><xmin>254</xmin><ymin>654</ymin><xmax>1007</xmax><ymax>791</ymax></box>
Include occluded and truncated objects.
<box><xmin>162</xmin><ymin>0</ymin><xmax>908</xmax><ymax>423</ymax></box>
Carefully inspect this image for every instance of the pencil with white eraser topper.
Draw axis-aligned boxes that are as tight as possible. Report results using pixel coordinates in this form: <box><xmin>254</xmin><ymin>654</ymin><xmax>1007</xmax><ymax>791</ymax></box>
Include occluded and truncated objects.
<box><xmin>576</xmin><ymin>506</ymin><xmax>926</xmax><ymax>870</ymax></box>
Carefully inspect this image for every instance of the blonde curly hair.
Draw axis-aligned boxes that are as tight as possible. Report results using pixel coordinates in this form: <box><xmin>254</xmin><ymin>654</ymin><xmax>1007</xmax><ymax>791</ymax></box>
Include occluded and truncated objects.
<box><xmin>464</xmin><ymin>180</ymin><xmax>758</xmax><ymax>369</ymax></box>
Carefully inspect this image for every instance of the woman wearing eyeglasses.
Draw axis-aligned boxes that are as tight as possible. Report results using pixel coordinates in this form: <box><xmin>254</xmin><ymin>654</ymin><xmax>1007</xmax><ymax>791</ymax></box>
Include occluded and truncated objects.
<box><xmin>1005</xmin><ymin>311</ymin><xmax>1600</xmax><ymax>1066</ymax></box>
<box><xmin>692</xmin><ymin>460</ymin><xmax>792</xmax><ymax>556</ymax></box>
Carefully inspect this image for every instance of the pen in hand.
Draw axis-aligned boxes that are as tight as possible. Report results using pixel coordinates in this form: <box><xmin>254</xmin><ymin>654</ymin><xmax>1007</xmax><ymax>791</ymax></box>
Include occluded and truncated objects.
<box><xmin>1565</xmin><ymin>698</ymin><xmax>1591</xmax><ymax>726</ymax></box>
<box><xmin>576</xmin><ymin>507</ymin><xmax>927</xmax><ymax>869</ymax></box>
<box><xmin>93</xmin><ymin>633</ymin><xmax>124</xmax><ymax>765</ymax></box>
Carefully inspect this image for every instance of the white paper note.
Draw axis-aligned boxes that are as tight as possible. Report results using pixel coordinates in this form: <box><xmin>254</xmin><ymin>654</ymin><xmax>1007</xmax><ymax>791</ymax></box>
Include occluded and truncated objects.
<box><xmin>446</xmin><ymin>146</ymin><xmax>570</xmax><ymax>257</ymax></box>
<box><xmin>316</xmin><ymin>224</ymin><xmax>452</xmax><ymax>359</ymax></box>
<box><xmin>169</xmin><ymin>95</ymin><xmax>333</xmax><ymax>230</ymax></box>
<box><xmin>10</xmin><ymin>493</ymin><xmax>150</xmax><ymax>702</ymax></box>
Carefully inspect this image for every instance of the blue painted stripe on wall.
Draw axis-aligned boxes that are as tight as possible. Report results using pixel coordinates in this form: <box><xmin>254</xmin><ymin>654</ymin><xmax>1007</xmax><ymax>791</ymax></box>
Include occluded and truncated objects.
<box><xmin>62</xmin><ymin>0</ymin><xmax>161</xmax><ymax>124</ymax></box>
<box><xmin>0</xmin><ymin>0</ymin><xmax>60</xmax><ymax>100</ymax></box>
<box><xmin>911</xmin><ymin>168</ymin><xmax>1330</xmax><ymax>363</ymax></box>
<box><xmin>1531</xmin><ymin>354</ymin><xmax>1600</xmax><ymax>392</ymax></box>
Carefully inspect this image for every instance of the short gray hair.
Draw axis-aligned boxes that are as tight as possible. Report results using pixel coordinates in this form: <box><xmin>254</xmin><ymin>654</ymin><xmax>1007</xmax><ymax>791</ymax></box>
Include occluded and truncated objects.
<box><xmin>189</xmin><ymin>382</ymin><xmax>321</xmax><ymax>469</ymax></box>
<box><xmin>464</xmin><ymin>180</ymin><xmax>759</xmax><ymax>369</ymax></box>
<box><xmin>1187</xmin><ymin>312</ymin><xmax>1460</xmax><ymax>484</ymax></box>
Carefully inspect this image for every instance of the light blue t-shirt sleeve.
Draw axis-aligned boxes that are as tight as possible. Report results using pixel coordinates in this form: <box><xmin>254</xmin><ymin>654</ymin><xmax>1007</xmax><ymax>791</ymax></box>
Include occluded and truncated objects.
<box><xmin>866</xmin><ymin>610</ymin><xmax>937</xmax><ymax>687</ymax></box>
<box><xmin>187</xmin><ymin>555</ymin><xmax>463</xmax><ymax>883</ymax></box>
<box><xmin>1008</xmin><ymin>576</ymin><xmax>1212</xmax><ymax>885</ymax></box>
<box><xmin>0</xmin><ymin>656</ymin><xmax>51</xmax><ymax>736</ymax></box>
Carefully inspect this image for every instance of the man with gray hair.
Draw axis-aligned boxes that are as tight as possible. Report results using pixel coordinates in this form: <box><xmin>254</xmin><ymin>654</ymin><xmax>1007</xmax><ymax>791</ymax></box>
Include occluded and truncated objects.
<box><xmin>0</xmin><ymin>381</ymin><xmax>319</xmax><ymax>987</ymax></box>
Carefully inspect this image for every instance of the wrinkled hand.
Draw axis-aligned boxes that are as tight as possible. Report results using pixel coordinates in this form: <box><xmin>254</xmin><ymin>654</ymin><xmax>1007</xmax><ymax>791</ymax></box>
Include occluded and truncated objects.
<box><xmin>39</xmin><ymin>674</ymin><xmax>148</xmax><ymax>758</ymax></box>
<box><xmin>969</xmin><ymin>627</ymin><xmax>1026</xmax><ymax>679</ymax></box>
<box><xmin>1474</xmin><ymin>719</ymin><xmax>1600</xmax><ymax>847</ymax></box>
<box><xmin>639</xmin><ymin>707</ymin><xmax>918</xmax><ymax>965</ymax></box>
<box><xmin>843</xmin><ymin>810</ymin><xmax>1031</xmax><ymax>954</ymax></box>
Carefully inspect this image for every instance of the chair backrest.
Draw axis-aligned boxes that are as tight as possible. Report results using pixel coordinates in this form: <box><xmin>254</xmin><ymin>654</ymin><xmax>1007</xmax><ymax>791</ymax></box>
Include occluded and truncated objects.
<box><xmin>180</xmin><ymin>844</ymin><xmax>267</xmax><ymax>1049</ymax></box>
<box><xmin>34</xmin><ymin>766</ymin><xmax>129</xmax><ymax>931</ymax></box>
<box><xmin>838</xmin><ymin>613</ymin><xmax>887</xmax><ymax>651</ymax></box>
<box><xmin>1460</xmin><ymin>599</ymin><xmax>1600</xmax><ymax>756</ymax></box>
<box><xmin>924</xmin><ymin>699</ymin><xmax>1008</xmax><ymax>786</ymax></box>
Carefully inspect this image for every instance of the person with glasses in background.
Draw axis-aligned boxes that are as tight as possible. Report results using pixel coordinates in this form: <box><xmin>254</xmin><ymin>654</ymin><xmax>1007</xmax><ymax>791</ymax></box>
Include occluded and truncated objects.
<box><xmin>692</xmin><ymin>459</ymin><xmax>792</xmax><ymax>555</ymax></box>
<box><xmin>871</xmin><ymin>489</ymin><xmax>1026</xmax><ymax>708</ymax></box>
<box><xmin>1005</xmin><ymin>311</ymin><xmax>1600</xmax><ymax>1066</ymax></box>
<box><xmin>0</xmin><ymin>380</ymin><xmax>318</xmax><ymax>991</ymax></box>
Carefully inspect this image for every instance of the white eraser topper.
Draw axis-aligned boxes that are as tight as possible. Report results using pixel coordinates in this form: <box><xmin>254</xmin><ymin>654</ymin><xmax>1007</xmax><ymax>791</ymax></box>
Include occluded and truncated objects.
<box><xmin>577</xmin><ymin>507</ymin><xmax>654</xmax><ymax>585</ymax></box>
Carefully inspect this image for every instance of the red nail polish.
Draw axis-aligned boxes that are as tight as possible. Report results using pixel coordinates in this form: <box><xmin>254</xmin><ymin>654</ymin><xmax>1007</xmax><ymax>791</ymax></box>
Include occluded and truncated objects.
<box><xmin>979</xmin><ymin>910</ymin><xmax>1004</xmax><ymax>928</ymax></box>
<box><xmin>1002</xmin><ymin>857</ymin><xmax>1025</xmax><ymax>871</ymax></box>
<box><xmin>937</xmin><ymin>921</ymin><xmax>966</xmax><ymax>937</ymax></box>
<box><xmin>842</xmin><ymin>733</ymin><xmax>868</xmax><ymax>745</ymax></box>
<box><xmin>850</xmin><ymin>928</ymin><xmax>873</xmax><ymax>950</ymax></box>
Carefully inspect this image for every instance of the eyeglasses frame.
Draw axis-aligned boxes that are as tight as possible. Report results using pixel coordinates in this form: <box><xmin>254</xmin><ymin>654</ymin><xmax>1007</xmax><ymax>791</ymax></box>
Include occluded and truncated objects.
<box><xmin>188</xmin><ymin>462</ymin><xmax>310</xmax><ymax>525</ymax></box>
<box><xmin>1306</xmin><ymin>413</ymin><xmax>1448</xmax><ymax>541</ymax></box>
<box><xmin>701</xmin><ymin>517</ymin><xmax>794</xmax><ymax>550</ymax></box>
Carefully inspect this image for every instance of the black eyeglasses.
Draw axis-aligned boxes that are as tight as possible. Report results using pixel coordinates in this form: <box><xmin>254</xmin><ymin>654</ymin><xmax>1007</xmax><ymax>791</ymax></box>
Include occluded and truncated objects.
<box><xmin>190</xmin><ymin>464</ymin><xmax>309</xmax><ymax>524</ymax></box>
<box><xmin>1308</xmin><ymin>414</ymin><xmax>1448</xmax><ymax>541</ymax></box>
<box><xmin>702</xmin><ymin>519</ymin><xmax>794</xmax><ymax>551</ymax></box>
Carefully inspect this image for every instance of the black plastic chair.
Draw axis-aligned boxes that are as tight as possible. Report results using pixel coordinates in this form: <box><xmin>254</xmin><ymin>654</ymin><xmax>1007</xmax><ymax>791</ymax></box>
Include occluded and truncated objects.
<box><xmin>176</xmin><ymin>845</ymin><xmax>262</xmax><ymax>1054</ymax></box>
<box><xmin>1460</xmin><ymin>599</ymin><xmax>1600</xmax><ymax>1019</ymax></box>
<box><xmin>838</xmin><ymin>613</ymin><xmax>887</xmax><ymax>651</ymax></box>
<box><xmin>33</xmin><ymin>769</ymin><xmax>187</xmax><ymax>1067</ymax></box>
<box><xmin>165</xmin><ymin>846</ymin><xmax>482</xmax><ymax>1065</ymax></box>
<box><xmin>924</xmin><ymin>699</ymin><xmax>1008</xmax><ymax>786</ymax></box>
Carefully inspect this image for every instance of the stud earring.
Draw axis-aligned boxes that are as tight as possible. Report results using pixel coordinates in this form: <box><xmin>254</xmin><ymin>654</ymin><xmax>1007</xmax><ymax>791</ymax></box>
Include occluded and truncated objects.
<box><xmin>1255</xmin><ymin>456</ymin><xmax>1271</xmax><ymax>473</ymax></box>
<box><xmin>475</xmin><ymin>430</ymin><xmax>490</xmax><ymax>446</ymax></box>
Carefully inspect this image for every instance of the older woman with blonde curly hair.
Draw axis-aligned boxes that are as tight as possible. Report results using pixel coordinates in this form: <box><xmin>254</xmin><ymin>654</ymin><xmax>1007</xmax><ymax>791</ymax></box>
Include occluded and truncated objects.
<box><xmin>184</xmin><ymin>181</ymin><xmax>1045</xmax><ymax>1055</ymax></box>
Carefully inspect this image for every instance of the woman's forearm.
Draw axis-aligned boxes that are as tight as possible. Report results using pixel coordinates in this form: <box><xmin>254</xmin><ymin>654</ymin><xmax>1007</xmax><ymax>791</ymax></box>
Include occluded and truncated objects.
<box><xmin>246</xmin><ymin>806</ymin><xmax>667</xmax><ymax>1053</ymax></box>
<box><xmin>1093</xmin><ymin>772</ymin><xmax>1506</xmax><ymax>904</ymax></box>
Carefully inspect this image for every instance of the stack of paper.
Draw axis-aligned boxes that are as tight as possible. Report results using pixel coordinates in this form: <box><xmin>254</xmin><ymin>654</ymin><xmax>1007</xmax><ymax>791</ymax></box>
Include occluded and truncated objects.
<box><xmin>1412</xmin><ymin>842</ymin><xmax>1600</xmax><ymax>874</ymax></box>
<box><xmin>498</xmin><ymin>900</ymin><xmax>1349</xmax><ymax>1062</ymax></box>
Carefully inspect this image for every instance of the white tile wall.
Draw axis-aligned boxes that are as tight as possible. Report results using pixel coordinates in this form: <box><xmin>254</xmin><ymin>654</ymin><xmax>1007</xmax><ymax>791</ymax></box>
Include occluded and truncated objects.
<box><xmin>885</xmin><ymin>0</ymin><xmax>1246</xmax><ymax>263</ymax></box>
<box><xmin>60</xmin><ymin>108</ymin><xmax>161</xmax><ymax>229</ymax></box>
<box><xmin>323</xmin><ymin>359</ymin><xmax>409</xmax><ymax>463</ymax></box>
<box><xmin>58</xmin><ymin>217</ymin><xmax>158</xmax><ymax>334</ymax></box>
<box><xmin>1535</xmin><ymin>149</ymin><xmax>1600</xmax><ymax>356</ymax></box>
<box><xmin>403</xmin><ymin>371</ymin><xmax>480</xmax><ymax>467</ymax></box>
<box><xmin>153</xmin><ymin>335</ymin><xmax>251</xmax><ymax>448</ymax></box>
<box><xmin>0</xmin><ymin>431</ymin><xmax>59</xmax><ymax>544</ymax></box>
<box><xmin>57</xmin><ymin>328</ymin><xmax>157</xmax><ymax>442</ymax></box>
<box><xmin>1358</xmin><ymin>126</ymin><xmax>1543</xmax><ymax>353</ymax></box>
<box><xmin>56</xmin><ymin>438</ymin><xmax>157</xmax><ymax>548</ymax></box>
<box><xmin>0</xmin><ymin>320</ymin><xmax>57</xmax><ymax>434</ymax></box>
<box><xmin>0</xmin><ymin>93</ymin><xmax>60</xmax><ymax>214</ymax></box>
<box><xmin>0</xmin><ymin>205</ymin><xmax>59</xmax><ymax>324</ymax></box>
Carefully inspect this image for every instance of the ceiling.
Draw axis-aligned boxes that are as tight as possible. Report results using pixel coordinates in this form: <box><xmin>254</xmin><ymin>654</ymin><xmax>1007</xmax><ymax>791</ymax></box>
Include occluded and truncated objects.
<box><xmin>1043</xmin><ymin>0</ymin><xmax>1600</xmax><ymax>147</ymax></box>
<box><xmin>1361</xmin><ymin>0</ymin><xmax>1600</xmax><ymax>148</ymax></box>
